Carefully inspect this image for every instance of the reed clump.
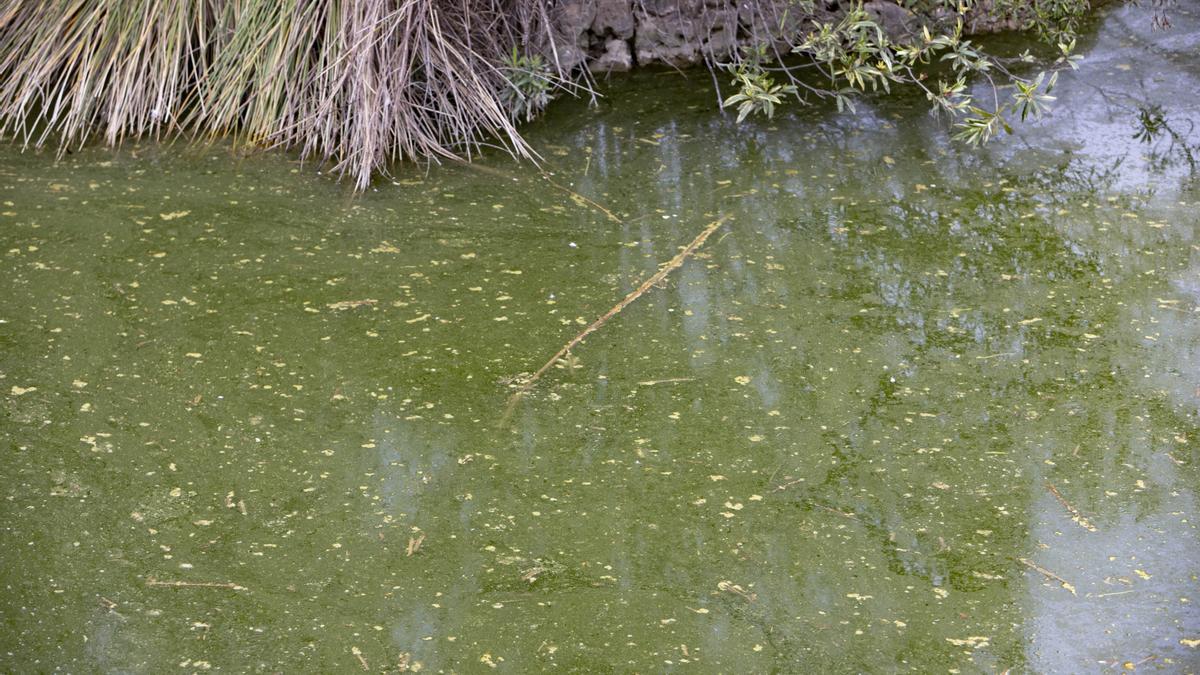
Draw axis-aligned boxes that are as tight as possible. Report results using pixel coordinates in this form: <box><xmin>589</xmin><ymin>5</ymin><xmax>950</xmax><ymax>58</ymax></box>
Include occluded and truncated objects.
<box><xmin>0</xmin><ymin>0</ymin><xmax>569</xmax><ymax>189</ymax></box>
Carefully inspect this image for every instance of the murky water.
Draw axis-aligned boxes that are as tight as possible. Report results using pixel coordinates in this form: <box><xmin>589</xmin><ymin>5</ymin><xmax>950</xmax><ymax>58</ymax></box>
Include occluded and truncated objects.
<box><xmin>3</xmin><ymin>4</ymin><xmax>1199</xmax><ymax>673</ymax></box>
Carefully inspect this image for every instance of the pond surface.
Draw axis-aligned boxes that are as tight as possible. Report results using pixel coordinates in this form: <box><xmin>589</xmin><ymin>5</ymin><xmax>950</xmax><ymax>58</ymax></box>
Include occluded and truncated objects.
<box><xmin>3</xmin><ymin>4</ymin><xmax>1200</xmax><ymax>673</ymax></box>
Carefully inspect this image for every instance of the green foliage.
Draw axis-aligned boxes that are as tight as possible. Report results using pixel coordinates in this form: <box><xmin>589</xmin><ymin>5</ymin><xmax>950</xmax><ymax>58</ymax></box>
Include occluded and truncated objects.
<box><xmin>500</xmin><ymin>48</ymin><xmax>555</xmax><ymax>123</ymax></box>
<box><xmin>993</xmin><ymin>0</ymin><xmax>1091</xmax><ymax>42</ymax></box>
<box><xmin>718</xmin><ymin>0</ymin><xmax>1091</xmax><ymax>148</ymax></box>
<box><xmin>722</xmin><ymin>47</ymin><xmax>798</xmax><ymax>122</ymax></box>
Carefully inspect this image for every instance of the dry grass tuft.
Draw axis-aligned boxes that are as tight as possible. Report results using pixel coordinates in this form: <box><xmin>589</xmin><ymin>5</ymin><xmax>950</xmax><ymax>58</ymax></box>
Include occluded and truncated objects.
<box><xmin>0</xmin><ymin>0</ymin><xmax>574</xmax><ymax>188</ymax></box>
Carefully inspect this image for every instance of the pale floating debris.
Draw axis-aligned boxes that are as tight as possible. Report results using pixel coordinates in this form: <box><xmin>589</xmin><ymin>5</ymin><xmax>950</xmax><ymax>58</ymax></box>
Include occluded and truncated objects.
<box><xmin>370</xmin><ymin>242</ymin><xmax>402</xmax><ymax>253</ymax></box>
<box><xmin>72</xmin><ymin>380</ymin><xmax>88</xmax><ymax>388</ymax></box>
<box><xmin>185</xmin><ymin>352</ymin><xmax>202</xmax><ymax>358</ymax></box>
<box><xmin>1018</xmin><ymin>317</ymin><xmax>1042</xmax><ymax>325</ymax></box>
<box><xmin>1181</xmin><ymin>638</ymin><xmax>1200</xmax><ymax>648</ymax></box>
<box><xmin>748</xmin><ymin>435</ymin><xmax>764</xmax><ymax>442</ymax></box>
<box><xmin>1134</xmin><ymin>569</ymin><xmax>1152</xmax><ymax>580</ymax></box>
<box><xmin>708</xmin><ymin>475</ymin><xmax>726</xmax><ymax>481</ymax></box>
<box><xmin>159</xmin><ymin>211</ymin><xmax>190</xmax><ymax>220</ymax></box>
<box><xmin>717</xmin><ymin>580</ymin><xmax>756</xmax><ymax>601</ymax></box>
<box><xmin>946</xmin><ymin>636</ymin><xmax>990</xmax><ymax>649</ymax></box>
<box><xmin>10</xmin><ymin>385</ymin><xmax>36</xmax><ymax>396</ymax></box>
<box><xmin>734</xmin><ymin>375</ymin><xmax>751</xmax><ymax>385</ymax></box>
<box><xmin>326</xmin><ymin>299</ymin><xmax>377</xmax><ymax>311</ymax></box>
<box><xmin>405</xmin><ymin>314</ymin><xmax>430</xmax><ymax>324</ymax></box>
<box><xmin>351</xmin><ymin>646</ymin><xmax>369</xmax><ymax>671</ymax></box>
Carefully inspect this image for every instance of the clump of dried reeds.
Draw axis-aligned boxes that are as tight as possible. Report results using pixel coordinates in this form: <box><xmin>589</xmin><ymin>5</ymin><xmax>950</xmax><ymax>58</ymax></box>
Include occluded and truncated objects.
<box><xmin>0</xmin><ymin>0</ymin><xmax>570</xmax><ymax>188</ymax></box>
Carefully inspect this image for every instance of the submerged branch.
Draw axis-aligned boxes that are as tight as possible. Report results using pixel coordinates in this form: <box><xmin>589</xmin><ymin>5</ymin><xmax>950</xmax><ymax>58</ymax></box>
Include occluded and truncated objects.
<box><xmin>1045</xmin><ymin>481</ymin><xmax>1098</xmax><ymax>532</ymax></box>
<box><xmin>1017</xmin><ymin>558</ymin><xmax>1077</xmax><ymax>595</ymax></box>
<box><xmin>502</xmin><ymin>214</ymin><xmax>731</xmax><ymax>420</ymax></box>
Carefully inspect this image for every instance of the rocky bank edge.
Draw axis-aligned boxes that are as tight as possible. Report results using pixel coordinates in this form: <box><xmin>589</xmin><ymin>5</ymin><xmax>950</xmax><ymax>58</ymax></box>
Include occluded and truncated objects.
<box><xmin>550</xmin><ymin>0</ymin><xmax>1052</xmax><ymax>73</ymax></box>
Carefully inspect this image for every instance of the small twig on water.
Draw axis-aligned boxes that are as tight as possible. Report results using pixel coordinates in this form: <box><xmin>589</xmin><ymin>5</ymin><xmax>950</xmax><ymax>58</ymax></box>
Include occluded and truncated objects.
<box><xmin>501</xmin><ymin>215</ymin><xmax>731</xmax><ymax>421</ymax></box>
<box><xmin>540</xmin><ymin>172</ymin><xmax>622</xmax><ymax>223</ymax></box>
<box><xmin>351</xmin><ymin>646</ymin><xmax>369</xmax><ymax>671</ymax></box>
<box><xmin>976</xmin><ymin>352</ymin><xmax>1016</xmax><ymax>360</ymax></box>
<box><xmin>773</xmin><ymin>477</ymin><xmax>805</xmax><ymax>492</ymax></box>
<box><xmin>814</xmin><ymin>503</ymin><xmax>858</xmax><ymax>520</ymax></box>
<box><xmin>636</xmin><ymin>377</ymin><xmax>695</xmax><ymax>386</ymax></box>
<box><xmin>146</xmin><ymin>577</ymin><xmax>244</xmax><ymax>590</ymax></box>
<box><xmin>1018</xmin><ymin>558</ymin><xmax>1077</xmax><ymax>595</ymax></box>
<box><xmin>1045</xmin><ymin>481</ymin><xmax>1098</xmax><ymax>532</ymax></box>
<box><xmin>1130</xmin><ymin>654</ymin><xmax>1158</xmax><ymax>668</ymax></box>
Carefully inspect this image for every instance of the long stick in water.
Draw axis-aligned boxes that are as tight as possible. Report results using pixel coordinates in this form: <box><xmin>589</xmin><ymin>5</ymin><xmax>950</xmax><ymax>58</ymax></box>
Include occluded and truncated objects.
<box><xmin>507</xmin><ymin>214</ymin><xmax>730</xmax><ymax>407</ymax></box>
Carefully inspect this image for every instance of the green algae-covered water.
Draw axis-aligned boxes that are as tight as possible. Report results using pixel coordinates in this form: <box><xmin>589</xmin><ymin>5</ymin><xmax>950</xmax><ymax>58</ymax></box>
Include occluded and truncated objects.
<box><xmin>3</xmin><ymin>5</ymin><xmax>1200</xmax><ymax>673</ymax></box>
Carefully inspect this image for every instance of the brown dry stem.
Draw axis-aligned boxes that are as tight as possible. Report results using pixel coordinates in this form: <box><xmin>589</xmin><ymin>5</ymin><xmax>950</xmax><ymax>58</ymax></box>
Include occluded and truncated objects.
<box><xmin>502</xmin><ymin>214</ymin><xmax>730</xmax><ymax>421</ymax></box>
<box><xmin>1045</xmin><ymin>481</ymin><xmax>1098</xmax><ymax>532</ymax></box>
<box><xmin>540</xmin><ymin>172</ymin><xmax>622</xmax><ymax>223</ymax></box>
<box><xmin>146</xmin><ymin>577</ymin><xmax>244</xmax><ymax>590</ymax></box>
<box><xmin>1018</xmin><ymin>558</ymin><xmax>1077</xmax><ymax>595</ymax></box>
